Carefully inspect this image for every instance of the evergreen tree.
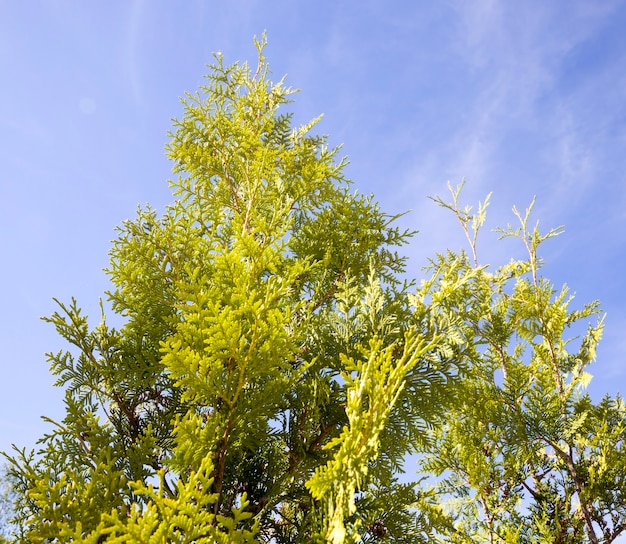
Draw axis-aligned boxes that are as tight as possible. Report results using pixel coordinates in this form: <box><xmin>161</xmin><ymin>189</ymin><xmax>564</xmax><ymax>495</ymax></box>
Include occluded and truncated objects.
<box><xmin>3</xmin><ymin>37</ymin><xmax>625</xmax><ymax>543</ymax></box>
<box><xmin>414</xmin><ymin>183</ymin><xmax>626</xmax><ymax>543</ymax></box>
<box><xmin>4</xmin><ymin>37</ymin><xmax>458</xmax><ymax>543</ymax></box>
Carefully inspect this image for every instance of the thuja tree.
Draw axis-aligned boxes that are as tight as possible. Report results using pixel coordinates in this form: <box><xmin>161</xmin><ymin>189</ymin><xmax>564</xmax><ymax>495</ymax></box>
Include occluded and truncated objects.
<box><xmin>4</xmin><ymin>37</ymin><xmax>626</xmax><ymax>543</ymax></box>
<box><xmin>413</xmin><ymin>184</ymin><xmax>626</xmax><ymax>543</ymax></box>
<box><xmin>4</xmin><ymin>38</ymin><xmax>462</xmax><ymax>543</ymax></box>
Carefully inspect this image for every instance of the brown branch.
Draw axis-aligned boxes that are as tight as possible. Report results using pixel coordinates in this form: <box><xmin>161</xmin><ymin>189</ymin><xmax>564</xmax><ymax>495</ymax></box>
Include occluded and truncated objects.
<box><xmin>309</xmin><ymin>272</ymin><xmax>345</xmax><ymax>314</ymax></box>
<box><xmin>211</xmin><ymin>415</ymin><xmax>235</xmax><ymax>516</ymax></box>
<box><xmin>538</xmin><ymin>436</ymin><xmax>599</xmax><ymax>544</ymax></box>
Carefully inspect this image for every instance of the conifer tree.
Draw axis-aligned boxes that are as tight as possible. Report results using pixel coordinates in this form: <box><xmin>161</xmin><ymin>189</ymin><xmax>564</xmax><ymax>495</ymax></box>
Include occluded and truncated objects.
<box><xmin>414</xmin><ymin>183</ymin><xmax>626</xmax><ymax>543</ymax></box>
<box><xmin>4</xmin><ymin>36</ymin><xmax>460</xmax><ymax>543</ymax></box>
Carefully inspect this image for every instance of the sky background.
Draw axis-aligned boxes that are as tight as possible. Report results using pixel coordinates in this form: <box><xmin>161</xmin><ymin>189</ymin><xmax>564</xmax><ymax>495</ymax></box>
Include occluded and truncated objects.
<box><xmin>1</xmin><ymin>1</ymin><xmax>626</xmax><ymax>462</ymax></box>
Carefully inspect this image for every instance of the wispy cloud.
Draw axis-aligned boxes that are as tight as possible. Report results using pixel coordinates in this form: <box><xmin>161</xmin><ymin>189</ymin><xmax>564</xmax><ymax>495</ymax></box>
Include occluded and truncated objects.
<box><xmin>125</xmin><ymin>0</ymin><xmax>145</xmax><ymax>108</ymax></box>
<box><xmin>401</xmin><ymin>1</ymin><xmax>625</xmax><ymax>219</ymax></box>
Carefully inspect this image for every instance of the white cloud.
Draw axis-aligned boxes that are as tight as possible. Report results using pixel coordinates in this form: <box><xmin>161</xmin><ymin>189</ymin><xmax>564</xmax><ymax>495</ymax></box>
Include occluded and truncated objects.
<box><xmin>401</xmin><ymin>1</ymin><xmax>624</xmax><ymax>217</ymax></box>
<box><xmin>125</xmin><ymin>0</ymin><xmax>145</xmax><ymax>108</ymax></box>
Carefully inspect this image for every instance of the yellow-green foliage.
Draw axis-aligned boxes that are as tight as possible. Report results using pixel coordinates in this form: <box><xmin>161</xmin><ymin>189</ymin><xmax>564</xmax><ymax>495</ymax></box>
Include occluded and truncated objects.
<box><xmin>3</xmin><ymin>41</ymin><xmax>625</xmax><ymax>544</ymax></box>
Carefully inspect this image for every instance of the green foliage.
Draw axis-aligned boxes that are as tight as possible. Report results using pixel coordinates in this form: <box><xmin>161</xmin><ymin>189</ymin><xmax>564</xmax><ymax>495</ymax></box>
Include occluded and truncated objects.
<box><xmin>77</xmin><ymin>455</ymin><xmax>257</xmax><ymax>543</ymax></box>
<box><xmin>415</xmin><ymin>182</ymin><xmax>626</xmax><ymax>544</ymax></box>
<box><xmin>3</xmin><ymin>40</ymin><xmax>625</xmax><ymax>544</ymax></box>
<box><xmin>306</xmin><ymin>331</ymin><xmax>437</xmax><ymax>543</ymax></box>
<box><xmin>3</xmin><ymin>36</ymin><xmax>454</xmax><ymax>542</ymax></box>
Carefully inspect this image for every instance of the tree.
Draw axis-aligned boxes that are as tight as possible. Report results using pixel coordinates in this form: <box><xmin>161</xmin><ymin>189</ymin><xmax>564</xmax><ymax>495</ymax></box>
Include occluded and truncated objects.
<box><xmin>413</xmin><ymin>184</ymin><xmax>626</xmax><ymax>543</ymax></box>
<box><xmin>4</xmin><ymin>36</ymin><xmax>458</xmax><ymax>543</ymax></box>
<box><xmin>3</xmin><ymin>37</ymin><xmax>625</xmax><ymax>543</ymax></box>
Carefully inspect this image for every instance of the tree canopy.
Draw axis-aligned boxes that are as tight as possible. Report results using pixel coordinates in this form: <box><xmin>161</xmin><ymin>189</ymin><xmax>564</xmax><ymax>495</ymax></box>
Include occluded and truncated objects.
<box><xmin>3</xmin><ymin>37</ymin><xmax>626</xmax><ymax>543</ymax></box>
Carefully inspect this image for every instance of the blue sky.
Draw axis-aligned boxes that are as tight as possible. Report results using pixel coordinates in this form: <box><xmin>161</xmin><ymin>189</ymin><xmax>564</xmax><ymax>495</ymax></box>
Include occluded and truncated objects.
<box><xmin>1</xmin><ymin>1</ymin><xmax>626</xmax><ymax>459</ymax></box>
